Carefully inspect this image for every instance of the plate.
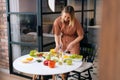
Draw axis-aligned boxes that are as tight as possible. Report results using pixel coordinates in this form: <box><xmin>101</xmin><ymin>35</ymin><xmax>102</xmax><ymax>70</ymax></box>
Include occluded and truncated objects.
<box><xmin>21</xmin><ymin>57</ymin><xmax>36</xmax><ymax>63</ymax></box>
<box><xmin>51</xmin><ymin>56</ymin><xmax>59</xmax><ymax>62</ymax></box>
<box><xmin>21</xmin><ymin>58</ymin><xmax>36</xmax><ymax>63</ymax></box>
<box><xmin>72</xmin><ymin>58</ymin><xmax>82</xmax><ymax>62</ymax></box>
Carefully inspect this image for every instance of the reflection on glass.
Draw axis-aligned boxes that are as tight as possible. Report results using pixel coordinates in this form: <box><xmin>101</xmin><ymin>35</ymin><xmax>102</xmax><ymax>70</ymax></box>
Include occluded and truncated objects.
<box><xmin>43</xmin><ymin>43</ymin><xmax>55</xmax><ymax>52</ymax></box>
<box><xmin>21</xmin><ymin>46</ymin><xmax>38</xmax><ymax>56</ymax></box>
<box><xmin>42</xmin><ymin>0</ymin><xmax>52</xmax><ymax>12</ymax></box>
<box><xmin>9</xmin><ymin>0</ymin><xmax>36</xmax><ymax>12</ymax></box>
<box><xmin>20</xmin><ymin>15</ymin><xmax>37</xmax><ymax>34</ymax></box>
<box><xmin>43</xmin><ymin>14</ymin><xmax>60</xmax><ymax>25</ymax></box>
<box><xmin>67</xmin><ymin>0</ymin><xmax>82</xmax><ymax>11</ymax></box>
<box><xmin>42</xmin><ymin>14</ymin><xmax>57</xmax><ymax>47</ymax></box>
<box><xmin>55</xmin><ymin>0</ymin><xmax>65</xmax><ymax>11</ymax></box>
<box><xmin>84</xmin><ymin>0</ymin><xmax>94</xmax><ymax>10</ymax></box>
<box><xmin>75</xmin><ymin>12</ymin><xmax>82</xmax><ymax>23</ymax></box>
<box><xmin>10</xmin><ymin>14</ymin><xmax>37</xmax><ymax>44</ymax></box>
<box><xmin>83</xmin><ymin>12</ymin><xmax>94</xmax><ymax>26</ymax></box>
<box><xmin>42</xmin><ymin>0</ymin><xmax>65</xmax><ymax>12</ymax></box>
<box><xmin>12</xmin><ymin>44</ymin><xmax>37</xmax><ymax>60</ymax></box>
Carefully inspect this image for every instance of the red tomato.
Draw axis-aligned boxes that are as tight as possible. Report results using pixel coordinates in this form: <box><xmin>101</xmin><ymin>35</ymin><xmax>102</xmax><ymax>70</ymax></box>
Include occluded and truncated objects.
<box><xmin>36</xmin><ymin>53</ymin><xmax>43</xmax><ymax>57</ymax></box>
<box><xmin>43</xmin><ymin>60</ymin><xmax>50</xmax><ymax>66</ymax></box>
<box><xmin>48</xmin><ymin>60</ymin><xmax>56</xmax><ymax>68</ymax></box>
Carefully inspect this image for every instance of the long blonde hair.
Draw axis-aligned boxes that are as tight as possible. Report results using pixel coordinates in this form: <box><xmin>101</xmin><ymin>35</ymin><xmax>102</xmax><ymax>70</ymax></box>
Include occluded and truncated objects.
<box><xmin>61</xmin><ymin>6</ymin><xmax>75</xmax><ymax>27</ymax></box>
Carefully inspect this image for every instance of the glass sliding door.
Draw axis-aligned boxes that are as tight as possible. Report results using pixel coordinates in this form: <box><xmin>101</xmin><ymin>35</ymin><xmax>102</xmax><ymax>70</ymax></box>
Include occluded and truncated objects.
<box><xmin>7</xmin><ymin>0</ymin><xmax>56</xmax><ymax>78</ymax></box>
<box><xmin>7</xmin><ymin>0</ymin><xmax>39</xmax><ymax>78</ymax></box>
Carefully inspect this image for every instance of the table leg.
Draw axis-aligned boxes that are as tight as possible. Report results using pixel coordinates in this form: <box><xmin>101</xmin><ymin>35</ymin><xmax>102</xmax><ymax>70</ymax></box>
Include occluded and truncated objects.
<box><xmin>32</xmin><ymin>75</ymin><xmax>57</xmax><ymax>80</ymax></box>
<box><xmin>61</xmin><ymin>74</ymin><xmax>65</xmax><ymax>80</ymax></box>
<box><xmin>52</xmin><ymin>75</ymin><xmax>56</xmax><ymax>80</ymax></box>
<box><xmin>61</xmin><ymin>73</ymin><xmax>69</xmax><ymax>80</ymax></box>
<box><xmin>32</xmin><ymin>75</ymin><xmax>38</xmax><ymax>80</ymax></box>
<box><xmin>40</xmin><ymin>76</ymin><xmax>44</xmax><ymax>80</ymax></box>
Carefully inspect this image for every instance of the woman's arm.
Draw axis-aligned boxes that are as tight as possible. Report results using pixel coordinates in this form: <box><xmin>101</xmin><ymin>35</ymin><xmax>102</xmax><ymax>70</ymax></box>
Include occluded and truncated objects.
<box><xmin>66</xmin><ymin>33</ymin><xmax>84</xmax><ymax>51</ymax></box>
<box><xmin>54</xmin><ymin>34</ymin><xmax>61</xmax><ymax>52</ymax></box>
<box><xmin>66</xmin><ymin>20</ymin><xmax>84</xmax><ymax>51</ymax></box>
<box><xmin>71</xmin><ymin>33</ymin><xmax>83</xmax><ymax>45</ymax></box>
<box><xmin>52</xmin><ymin>17</ymin><xmax>62</xmax><ymax>52</ymax></box>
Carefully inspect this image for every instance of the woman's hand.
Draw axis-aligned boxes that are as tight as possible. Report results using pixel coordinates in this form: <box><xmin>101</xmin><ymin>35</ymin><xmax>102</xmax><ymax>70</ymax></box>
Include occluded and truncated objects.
<box><xmin>66</xmin><ymin>42</ymin><xmax>74</xmax><ymax>51</ymax></box>
<box><xmin>54</xmin><ymin>46</ymin><xmax>60</xmax><ymax>52</ymax></box>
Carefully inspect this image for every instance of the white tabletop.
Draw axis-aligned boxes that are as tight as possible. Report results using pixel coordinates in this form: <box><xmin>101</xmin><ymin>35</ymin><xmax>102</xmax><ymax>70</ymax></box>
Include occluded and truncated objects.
<box><xmin>13</xmin><ymin>54</ymin><xmax>82</xmax><ymax>75</ymax></box>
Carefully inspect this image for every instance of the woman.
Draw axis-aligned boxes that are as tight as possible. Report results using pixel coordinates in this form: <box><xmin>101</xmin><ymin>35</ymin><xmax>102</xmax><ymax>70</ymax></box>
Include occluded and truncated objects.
<box><xmin>53</xmin><ymin>5</ymin><xmax>84</xmax><ymax>54</ymax></box>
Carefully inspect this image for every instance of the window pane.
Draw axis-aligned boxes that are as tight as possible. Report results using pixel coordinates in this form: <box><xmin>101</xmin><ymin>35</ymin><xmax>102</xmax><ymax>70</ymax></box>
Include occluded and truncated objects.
<box><xmin>43</xmin><ymin>43</ymin><xmax>55</xmax><ymax>51</ymax></box>
<box><xmin>83</xmin><ymin>12</ymin><xmax>95</xmax><ymax>26</ymax></box>
<box><xmin>12</xmin><ymin>44</ymin><xmax>37</xmax><ymax>77</ymax></box>
<box><xmin>9</xmin><ymin>0</ymin><xmax>36</xmax><ymax>12</ymax></box>
<box><xmin>55</xmin><ymin>0</ymin><xmax>66</xmax><ymax>12</ymax></box>
<box><xmin>43</xmin><ymin>14</ymin><xmax>60</xmax><ymax>25</ymax></box>
<box><xmin>75</xmin><ymin>12</ymin><xmax>82</xmax><ymax>23</ymax></box>
<box><xmin>67</xmin><ymin>0</ymin><xmax>82</xmax><ymax>11</ymax></box>
<box><xmin>42</xmin><ymin>0</ymin><xmax>52</xmax><ymax>12</ymax></box>
<box><xmin>21</xmin><ymin>45</ymin><xmax>38</xmax><ymax>56</ymax></box>
<box><xmin>43</xmin><ymin>0</ymin><xmax>66</xmax><ymax>12</ymax></box>
<box><xmin>42</xmin><ymin>14</ymin><xmax>58</xmax><ymax>46</ymax></box>
<box><xmin>84</xmin><ymin>0</ymin><xmax>94</xmax><ymax>10</ymax></box>
<box><xmin>43</xmin><ymin>35</ymin><xmax>55</xmax><ymax>45</ymax></box>
<box><xmin>10</xmin><ymin>14</ymin><xmax>37</xmax><ymax>44</ymax></box>
<box><xmin>12</xmin><ymin>44</ymin><xmax>37</xmax><ymax>59</ymax></box>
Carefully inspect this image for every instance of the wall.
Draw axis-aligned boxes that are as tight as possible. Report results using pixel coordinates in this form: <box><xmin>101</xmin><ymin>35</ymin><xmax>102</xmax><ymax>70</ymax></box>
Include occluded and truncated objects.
<box><xmin>0</xmin><ymin>0</ymin><xmax>9</xmax><ymax>69</ymax></box>
<box><xmin>99</xmin><ymin>0</ymin><xmax>120</xmax><ymax>80</ymax></box>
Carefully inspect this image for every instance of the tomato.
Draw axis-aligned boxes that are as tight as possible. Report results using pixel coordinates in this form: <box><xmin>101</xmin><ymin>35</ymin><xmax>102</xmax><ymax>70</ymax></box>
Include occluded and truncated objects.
<box><xmin>48</xmin><ymin>60</ymin><xmax>56</xmax><ymax>68</ymax></box>
<box><xmin>43</xmin><ymin>60</ymin><xmax>50</xmax><ymax>66</ymax></box>
<box><xmin>36</xmin><ymin>53</ymin><xmax>43</xmax><ymax>57</ymax></box>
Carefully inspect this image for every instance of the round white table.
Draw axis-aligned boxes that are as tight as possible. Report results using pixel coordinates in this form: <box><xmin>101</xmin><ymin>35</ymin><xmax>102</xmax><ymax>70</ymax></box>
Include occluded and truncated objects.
<box><xmin>13</xmin><ymin>54</ymin><xmax>82</xmax><ymax>79</ymax></box>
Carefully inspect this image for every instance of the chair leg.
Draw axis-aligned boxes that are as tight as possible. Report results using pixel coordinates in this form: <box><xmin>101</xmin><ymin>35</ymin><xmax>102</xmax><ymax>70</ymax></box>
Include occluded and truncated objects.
<box><xmin>65</xmin><ymin>73</ymin><xmax>69</xmax><ymax>80</ymax></box>
<box><xmin>78</xmin><ymin>73</ymin><xmax>81</xmax><ymax>80</ymax></box>
<box><xmin>88</xmin><ymin>69</ymin><xmax>92</xmax><ymax>80</ymax></box>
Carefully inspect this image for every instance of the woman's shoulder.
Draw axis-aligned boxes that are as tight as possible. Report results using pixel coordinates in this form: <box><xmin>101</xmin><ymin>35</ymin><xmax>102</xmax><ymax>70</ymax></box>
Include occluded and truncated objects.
<box><xmin>55</xmin><ymin>16</ymin><xmax>61</xmax><ymax>21</ymax></box>
<box><xmin>54</xmin><ymin>16</ymin><xmax>62</xmax><ymax>24</ymax></box>
<box><xmin>74</xmin><ymin>17</ymin><xmax>79</xmax><ymax>23</ymax></box>
<box><xmin>74</xmin><ymin>17</ymin><xmax>81</xmax><ymax>25</ymax></box>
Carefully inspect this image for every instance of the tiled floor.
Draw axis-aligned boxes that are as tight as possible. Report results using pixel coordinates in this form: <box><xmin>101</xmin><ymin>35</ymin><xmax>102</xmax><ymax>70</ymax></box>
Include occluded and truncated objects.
<box><xmin>60</xmin><ymin>60</ymin><xmax>98</xmax><ymax>80</ymax></box>
<box><xmin>0</xmin><ymin>71</ymin><xmax>29</xmax><ymax>80</ymax></box>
